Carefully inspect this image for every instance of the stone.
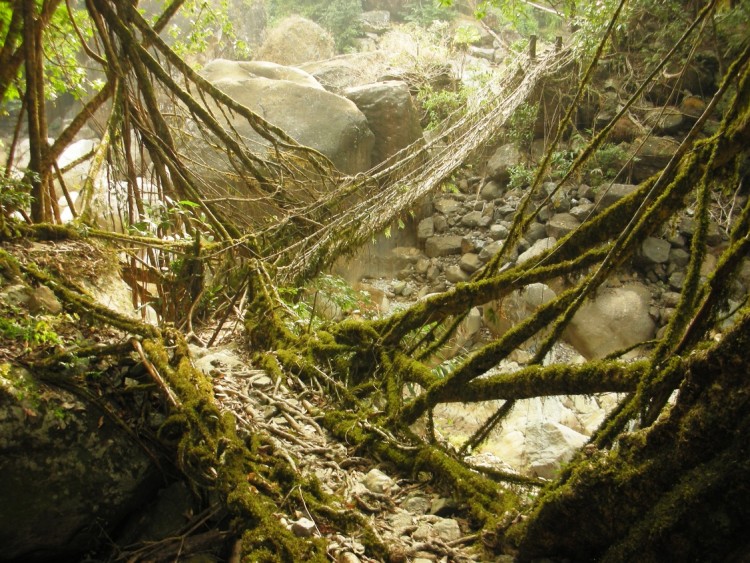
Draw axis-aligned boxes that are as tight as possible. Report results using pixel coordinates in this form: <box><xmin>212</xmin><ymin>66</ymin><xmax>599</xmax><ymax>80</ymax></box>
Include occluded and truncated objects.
<box><xmin>480</xmin><ymin>180</ymin><xmax>503</xmax><ymax>200</ymax></box>
<box><xmin>641</xmin><ymin>237</ymin><xmax>671</xmax><ymax>264</ymax></box>
<box><xmin>662</xmin><ymin>291</ymin><xmax>682</xmax><ymax>308</ymax></box>
<box><xmin>425</xmin><ymin>236</ymin><xmax>463</xmax><ymax>258</ymax></box>
<box><xmin>1</xmin><ymin>284</ymin><xmax>31</xmax><ymax>308</ymax></box>
<box><xmin>484</xmin><ymin>283</ymin><xmax>556</xmax><ymax>336</ymax></box>
<box><xmin>362</xmin><ymin>468</ymin><xmax>396</xmax><ymax>494</ymax></box>
<box><xmin>433</xmin><ymin>214</ymin><xmax>448</xmax><ymax>233</ymax></box>
<box><xmin>632</xmin><ymin>136</ymin><xmax>680</xmax><ymax>182</ymax></box>
<box><xmin>417</xmin><ymin>217</ymin><xmax>434</xmax><ymax>241</ymax></box>
<box><xmin>391</xmin><ymin>246</ymin><xmax>425</xmax><ymax>270</ymax></box>
<box><xmin>564</xmin><ymin>283</ymin><xmax>656</xmax><ymax>359</ymax></box>
<box><xmin>706</xmin><ymin>222</ymin><xmax>724</xmax><ymax>246</ymax></box>
<box><xmin>525</xmin><ymin>221</ymin><xmax>548</xmax><ymax>244</ymax></box>
<box><xmin>478</xmin><ymin>240</ymin><xmax>505</xmax><ymax>262</ymax></box>
<box><xmin>432</xmin><ymin>517</ymin><xmax>461</xmax><ymax>542</ymax></box>
<box><xmin>198</xmin><ymin>59</ymin><xmax>373</xmax><ymax>174</ymax></box>
<box><xmin>344</xmin><ymin>80</ymin><xmax>423</xmax><ymax>164</ymax></box>
<box><xmin>445</xmin><ymin>265</ymin><xmax>470</xmax><ymax>283</ymax></box>
<box><xmin>337</xmin><ymin>553</ymin><xmax>362</xmax><ymax>563</ymax></box>
<box><xmin>461</xmin><ymin>210</ymin><xmax>484</xmax><ymax>227</ymax></box>
<box><xmin>578</xmin><ymin>184</ymin><xmax>596</xmax><ymax>200</ymax></box>
<box><xmin>669</xmin><ymin>270</ymin><xmax>686</xmax><ymax>291</ymax></box>
<box><xmin>486</xmin><ymin>143</ymin><xmax>523</xmax><ymax>182</ymax></box>
<box><xmin>401</xmin><ymin>495</ymin><xmax>431</xmax><ymax>514</ymax></box>
<box><xmin>291</xmin><ymin>517</ymin><xmax>317</xmax><ymax>538</ymax></box>
<box><xmin>596</xmin><ymin>183</ymin><xmax>638</xmax><ymax>210</ymax></box>
<box><xmin>525</xmin><ymin>421</ymin><xmax>588</xmax><ymax>479</ymax></box>
<box><xmin>359</xmin><ymin>10</ymin><xmax>390</xmax><ymax>33</ymax></box>
<box><xmin>27</xmin><ymin>285</ymin><xmax>63</xmax><ymax>315</ymax></box>
<box><xmin>299</xmin><ymin>52</ymin><xmax>385</xmax><ymax>93</ymax></box>
<box><xmin>545</xmin><ymin>213</ymin><xmax>581</xmax><ymax>239</ymax></box>
<box><xmin>644</xmin><ymin>106</ymin><xmax>684</xmax><ymax>135</ymax></box>
<box><xmin>459</xmin><ymin>253</ymin><xmax>482</xmax><ymax>273</ymax></box>
<box><xmin>518</xmin><ymin>237</ymin><xmax>557</xmax><ymax>264</ymax></box>
<box><xmin>680</xmin><ymin>216</ymin><xmax>698</xmax><ymax>237</ymax></box>
<box><xmin>669</xmin><ymin>248</ymin><xmax>690</xmax><ymax>268</ymax></box>
<box><xmin>569</xmin><ymin>202</ymin><xmax>596</xmax><ymax>221</ymax></box>
<box><xmin>255</xmin><ymin>16</ymin><xmax>334</xmax><ymax>65</ymax></box>
<box><xmin>0</xmin><ymin>366</ymin><xmax>158</xmax><ymax>561</ymax></box>
<box><xmin>489</xmin><ymin>223</ymin><xmax>510</xmax><ymax>240</ymax></box>
<box><xmin>430</xmin><ymin>497</ymin><xmax>458</xmax><ymax>516</ymax></box>
<box><xmin>433</xmin><ymin>198</ymin><xmax>461</xmax><ymax>215</ymax></box>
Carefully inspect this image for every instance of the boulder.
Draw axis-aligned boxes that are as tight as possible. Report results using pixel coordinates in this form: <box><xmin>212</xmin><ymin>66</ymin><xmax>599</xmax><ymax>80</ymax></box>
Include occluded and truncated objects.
<box><xmin>198</xmin><ymin>59</ymin><xmax>374</xmax><ymax>174</ymax></box>
<box><xmin>255</xmin><ymin>16</ymin><xmax>334</xmax><ymax>65</ymax></box>
<box><xmin>425</xmin><ymin>235</ymin><xmax>464</xmax><ymax>258</ymax></box>
<box><xmin>565</xmin><ymin>283</ymin><xmax>656</xmax><ymax>359</ymax></box>
<box><xmin>459</xmin><ymin>253</ymin><xmax>482</xmax><ymax>273</ymax></box>
<box><xmin>644</xmin><ymin>106</ymin><xmax>685</xmax><ymax>135</ymax></box>
<box><xmin>640</xmin><ymin>236</ymin><xmax>672</xmax><ymax>265</ymax></box>
<box><xmin>632</xmin><ymin>136</ymin><xmax>680</xmax><ymax>182</ymax></box>
<box><xmin>595</xmin><ymin>183</ymin><xmax>638</xmax><ymax>210</ymax></box>
<box><xmin>525</xmin><ymin>421</ymin><xmax>588</xmax><ymax>479</ymax></box>
<box><xmin>360</xmin><ymin>10</ymin><xmax>391</xmax><ymax>33</ymax></box>
<box><xmin>486</xmin><ymin>143</ymin><xmax>523</xmax><ymax>183</ymax></box>
<box><xmin>545</xmin><ymin>213</ymin><xmax>581</xmax><ymax>239</ymax></box>
<box><xmin>417</xmin><ymin>217</ymin><xmax>434</xmax><ymax>241</ymax></box>
<box><xmin>0</xmin><ymin>366</ymin><xmax>158</xmax><ymax>561</ymax></box>
<box><xmin>299</xmin><ymin>52</ymin><xmax>386</xmax><ymax>92</ymax></box>
<box><xmin>445</xmin><ymin>264</ymin><xmax>470</xmax><ymax>283</ymax></box>
<box><xmin>484</xmin><ymin>283</ymin><xmax>556</xmax><ymax>336</ymax></box>
<box><xmin>344</xmin><ymin>80</ymin><xmax>423</xmax><ymax>164</ymax></box>
<box><xmin>518</xmin><ymin>237</ymin><xmax>556</xmax><ymax>264</ymax></box>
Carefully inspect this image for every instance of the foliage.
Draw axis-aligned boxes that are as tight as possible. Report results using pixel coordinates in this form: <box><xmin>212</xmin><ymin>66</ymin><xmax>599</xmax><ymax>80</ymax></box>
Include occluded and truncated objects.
<box><xmin>404</xmin><ymin>0</ymin><xmax>457</xmax><ymax>26</ymax></box>
<box><xmin>589</xmin><ymin>142</ymin><xmax>629</xmax><ymax>180</ymax></box>
<box><xmin>507</xmin><ymin>163</ymin><xmax>534</xmax><ymax>190</ymax></box>
<box><xmin>167</xmin><ymin>0</ymin><xmax>252</xmax><ymax>61</ymax></box>
<box><xmin>0</xmin><ymin>173</ymin><xmax>35</xmax><ymax>216</ymax></box>
<box><xmin>0</xmin><ymin>315</ymin><xmax>62</xmax><ymax>350</ymax></box>
<box><xmin>417</xmin><ymin>84</ymin><xmax>469</xmax><ymax>130</ymax></box>
<box><xmin>505</xmin><ymin>102</ymin><xmax>538</xmax><ymax>151</ymax></box>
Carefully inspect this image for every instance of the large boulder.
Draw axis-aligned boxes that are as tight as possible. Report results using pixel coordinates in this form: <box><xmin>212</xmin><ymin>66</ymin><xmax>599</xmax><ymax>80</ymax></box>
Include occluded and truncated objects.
<box><xmin>199</xmin><ymin>59</ymin><xmax>374</xmax><ymax>174</ymax></box>
<box><xmin>484</xmin><ymin>283</ymin><xmax>557</xmax><ymax>336</ymax></box>
<box><xmin>254</xmin><ymin>16</ymin><xmax>334</xmax><ymax>65</ymax></box>
<box><xmin>344</xmin><ymin>80</ymin><xmax>423</xmax><ymax>164</ymax></box>
<box><xmin>486</xmin><ymin>143</ymin><xmax>523</xmax><ymax>183</ymax></box>
<box><xmin>631</xmin><ymin>136</ymin><xmax>680</xmax><ymax>182</ymax></box>
<box><xmin>0</xmin><ymin>365</ymin><xmax>158</xmax><ymax>560</ymax></box>
<box><xmin>299</xmin><ymin>52</ymin><xmax>387</xmax><ymax>93</ymax></box>
<box><xmin>564</xmin><ymin>283</ymin><xmax>656</xmax><ymax>359</ymax></box>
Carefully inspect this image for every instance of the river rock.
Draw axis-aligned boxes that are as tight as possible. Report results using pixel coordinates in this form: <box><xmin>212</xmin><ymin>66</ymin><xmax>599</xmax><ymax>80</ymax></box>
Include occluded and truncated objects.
<box><xmin>344</xmin><ymin>80</ymin><xmax>423</xmax><ymax>164</ymax></box>
<box><xmin>0</xmin><ymin>366</ymin><xmax>158</xmax><ymax>561</ymax></box>
<box><xmin>481</xmin><ymin>180</ymin><xmax>504</xmax><ymax>200</ymax></box>
<box><xmin>644</xmin><ymin>106</ymin><xmax>684</xmax><ymax>135</ymax></box>
<box><xmin>459</xmin><ymin>253</ymin><xmax>482</xmax><ymax>273</ymax></box>
<box><xmin>445</xmin><ymin>264</ymin><xmax>470</xmax><ymax>283</ymax></box>
<box><xmin>518</xmin><ymin>237</ymin><xmax>556</xmax><ymax>264</ymax></box>
<box><xmin>546</xmin><ymin>213</ymin><xmax>581</xmax><ymax>239</ymax></box>
<box><xmin>425</xmin><ymin>235</ymin><xmax>463</xmax><ymax>257</ymax></box>
<box><xmin>641</xmin><ymin>236</ymin><xmax>671</xmax><ymax>264</ymax></box>
<box><xmin>27</xmin><ymin>285</ymin><xmax>63</xmax><ymax>315</ymax></box>
<box><xmin>198</xmin><ymin>59</ymin><xmax>374</xmax><ymax>175</ymax></box>
<box><xmin>255</xmin><ymin>16</ymin><xmax>334</xmax><ymax>65</ymax></box>
<box><xmin>525</xmin><ymin>421</ymin><xmax>588</xmax><ymax>479</ymax></box>
<box><xmin>417</xmin><ymin>217</ymin><xmax>434</xmax><ymax>241</ymax></box>
<box><xmin>565</xmin><ymin>283</ymin><xmax>656</xmax><ymax>359</ymax></box>
<box><xmin>362</xmin><ymin>468</ymin><xmax>397</xmax><ymax>494</ymax></box>
<box><xmin>486</xmin><ymin>143</ymin><xmax>523</xmax><ymax>183</ymax></box>
<box><xmin>632</xmin><ymin>136</ymin><xmax>680</xmax><ymax>182</ymax></box>
<box><xmin>299</xmin><ymin>52</ymin><xmax>386</xmax><ymax>92</ymax></box>
<box><xmin>595</xmin><ymin>183</ymin><xmax>638</xmax><ymax>210</ymax></box>
<box><xmin>484</xmin><ymin>283</ymin><xmax>556</xmax><ymax>336</ymax></box>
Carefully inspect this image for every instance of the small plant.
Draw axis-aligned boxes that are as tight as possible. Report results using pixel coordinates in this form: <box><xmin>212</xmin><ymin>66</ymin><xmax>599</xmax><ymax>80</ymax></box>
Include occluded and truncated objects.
<box><xmin>590</xmin><ymin>143</ymin><xmax>629</xmax><ymax>180</ymax></box>
<box><xmin>0</xmin><ymin>316</ymin><xmax>62</xmax><ymax>349</ymax></box>
<box><xmin>506</xmin><ymin>102</ymin><xmax>538</xmax><ymax>151</ymax></box>
<box><xmin>417</xmin><ymin>84</ymin><xmax>469</xmax><ymax>130</ymax></box>
<box><xmin>404</xmin><ymin>0</ymin><xmax>457</xmax><ymax>26</ymax></box>
<box><xmin>508</xmin><ymin>164</ymin><xmax>534</xmax><ymax>190</ymax></box>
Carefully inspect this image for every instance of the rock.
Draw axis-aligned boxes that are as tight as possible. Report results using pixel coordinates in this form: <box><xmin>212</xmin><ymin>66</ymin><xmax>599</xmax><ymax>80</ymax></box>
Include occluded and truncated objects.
<box><xmin>432</xmin><ymin>517</ymin><xmax>461</xmax><ymax>542</ymax></box>
<box><xmin>569</xmin><ymin>202</ymin><xmax>596</xmax><ymax>221</ymax></box>
<box><xmin>0</xmin><ymin>366</ymin><xmax>158</xmax><ymax>561</ymax></box>
<box><xmin>345</xmin><ymin>80</ymin><xmax>423</xmax><ymax>164</ymax></box>
<box><xmin>480</xmin><ymin>180</ymin><xmax>503</xmax><ymax>200</ymax></box>
<box><xmin>291</xmin><ymin>517</ymin><xmax>317</xmax><ymax>537</ymax></box>
<box><xmin>565</xmin><ymin>283</ymin><xmax>656</xmax><ymax>359</ymax></box>
<box><xmin>417</xmin><ymin>217</ymin><xmax>434</xmax><ymax>241</ymax></box>
<box><xmin>362</xmin><ymin>468</ymin><xmax>397</xmax><ymax>494</ymax></box>
<box><xmin>669</xmin><ymin>248</ymin><xmax>690</xmax><ymax>268</ymax></box>
<box><xmin>445</xmin><ymin>265</ymin><xmax>470</xmax><ymax>283</ymax></box>
<box><xmin>337</xmin><ymin>553</ymin><xmax>362</xmax><ymax>563</ymax></box>
<box><xmin>425</xmin><ymin>235</ymin><xmax>463</xmax><ymax>258</ymax></box>
<box><xmin>489</xmin><ymin>223</ymin><xmax>510</xmax><ymax>240</ymax></box>
<box><xmin>298</xmin><ymin>52</ymin><xmax>385</xmax><ymax>92</ymax></box>
<box><xmin>461</xmin><ymin>210</ymin><xmax>483</xmax><ymax>227</ymax></box>
<box><xmin>644</xmin><ymin>106</ymin><xmax>684</xmax><ymax>135</ymax></box>
<box><xmin>486</xmin><ymin>143</ymin><xmax>523</xmax><ymax>183</ymax></box>
<box><xmin>433</xmin><ymin>197</ymin><xmax>461</xmax><ymax>215</ymax></box>
<box><xmin>198</xmin><ymin>59</ymin><xmax>373</xmax><ymax>174</ymax></box>
<box><xmin>525</xmin><ymin>221</ymin><xmax>548</xmax><ymax>244</ymax></box>
<box><xmin>401</xmin><ymin>495</ymin><xmax>431</xmax><ymax>514</ymax></box>
<box><xmin>360</xmin><ymin>10</ymin><xmax>390</xmax><ymax>33</ymax></box>
<box><xmin>669</xmin><ymin>271</ymin><xmax>685</xmax><ymax>290</ymax></box>
<box><xmin>255</xmin><ymin>16</ymin><xmax>334</xmax><ymax>65</ymax></box>
<box><xmin>518</xmin><ymin>237</ymin><xmax>556</xmax><ymax>264</ymax></box>
<box><xmin>459</xmin><ymin>253</ymin><xmax>482</xmax><ymax>273</ymax></box>
<box><xmin>525</xmin><ymin>421</ymin><xmax>588</xmax><ymax>479</ymax></box>
<box><xmin>632</xmin><ymin>136</ymin><xmax>680</xmax><ymax>182</ymax></box>
<box><xmin>641</xmin><ymin>237</ymin><xmax>671</xmax><ymax>264</ymax></box>
<box><xmin>478</xmin><ymin>240</ymin><xmax>505</xmax><ymax>262</ymax></box>
<box><xmin>27</xmin><ymin>285</ymin><xmax>63</xmax><ymax>315</ymax></box>
<box><xmin>391</xmin><ymin>246</ymin><xmax>425</xmax><ymax>270</ymax></box>
<box><xmin>433</xmin><ymin>214</ymin><xmax>448</xmax><ymax>233</ymax></box>
<box><xmin>1</xmin><ymin>284</ymin><xmax>31</xmax><ymax>308</ymax></box>
<box><xmin>679</xmin><ymin>95</ymin><xmax>707</xmax><ymax>120</ymax></box>
<box><xmin>706</xmin><ymin>222</ymin><xmax>724</xmax><ymax>246</ymax></box>
<box><xmin>484</xmin><ymin>283</ymin><xmax>556</xmax><ymax>336</ymax></box>
<box><xmin>596</xmin><ymin>183</ymin><xmax>638</xmax><ymax>210</ymax></box>
<box><xmin>546</xmin><ymin>213</ymin><xmax>581</xmax><ymax>239</ymax></box>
